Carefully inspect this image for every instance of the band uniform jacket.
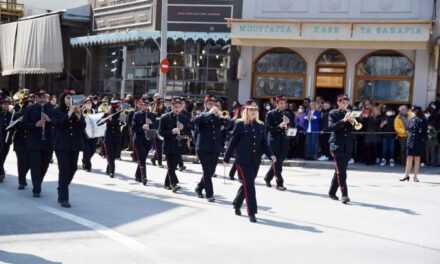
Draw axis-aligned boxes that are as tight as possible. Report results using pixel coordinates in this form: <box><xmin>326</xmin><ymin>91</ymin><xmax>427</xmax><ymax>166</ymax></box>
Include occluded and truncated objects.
<box><xmin>224</xmin><ymin>120</ymin><xmax>273</xmax><ymax>166</ymax></box>
<box><xmin>193</xmin><ymin>112</ymin><xmax>226</xmax><ymax>154</ymax></box>
<box><xmin>52</xmin><ymin>107</ymin><xmax>86</xmax><ymax>152</ymax></box>
<box><xmin>132</xmin><ymin>111</ymin><xmax>157</xmax><ymax>147</ymax></box>
<box><xmin>265</xmin><ymin>109</ymin><xmax>294</xmax><ymax>157</ymax></box>
<box><xmin>158</xmin><ymin>111</ymin><xmax>190</xmax><ymax>155</ymax></box>
<box><xmin>328</xmin><ymin>109</ymin><xmax>353</xmax><ymax>155</ymax></box>
<box><xmin>22</xmin><ymin>103</ymin><xmax>54</xmax><ymax>151</ymax></box>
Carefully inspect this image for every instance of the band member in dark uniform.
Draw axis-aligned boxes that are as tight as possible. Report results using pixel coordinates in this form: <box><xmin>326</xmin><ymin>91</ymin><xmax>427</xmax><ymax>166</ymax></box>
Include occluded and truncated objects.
<box><xmin>10</xmin><ymin>90</ymin><xmax>31</xmax><ymax>189</ymax></box>
<box><xmin>131</xmin><ymin>96</ymin><xmax>156</xmax><ymax>185</ymax></box>
<box><xmin>194</xmin><ymin>96</ymin><xmax>225</xmax><ymax>202</ymax></box>
<box><xmin>151</xmin><ymin>93</ymin><xmax>165</xmax><ymax>168</ymax></box>
<box><xmin>23</xmin><ymin>90</ymin><xmax>53</xmax><ymax>197</ymax></box>
<box><xmin>224</xmin><ymin>100</ymin><xmax>275</xmax><ymax>223</ymax></box>
<box><xmin>158</xmin><ymin>97</ymin><xmax>189</xmax><ymax>192</ymax></box>
<box><xmin>81</xmin><ymin>97</ymin><xmax>97</xmax><ymax>172</ymax></box>
<box><xmin>0</xmin><ymin>97</ymin><xmax>12</xmax><ymax>182</ymax></box>
<box><xmin>264</xmin><ymin>96</ymin><xmax>294</xmax><ymax>191</ymax></box>
<box><xmin>52</xmin><ymin>91</ymin><xmax>86</xmax><ymax>208</ymax></box>
<box><xmin>102</xmin><ymin>100</ymin><xmax>123</xmax><ymax>178</ymax></box>
<box><xmin>328</xmin><ymin>94</ymin><xmax>355</xmax><ymax>204</ymax></box>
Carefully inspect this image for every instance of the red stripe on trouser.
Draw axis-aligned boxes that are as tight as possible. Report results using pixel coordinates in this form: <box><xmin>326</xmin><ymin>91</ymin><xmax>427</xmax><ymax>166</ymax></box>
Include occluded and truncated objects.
<box><xmin>330</xmin><ymin>151</ymin><xmax>342</xmax><ymax>190</ymax></box>
<box><xmin>236</xmin><ymin>165</ymin><xmax>251</xmax><ymax>216</ymax></box>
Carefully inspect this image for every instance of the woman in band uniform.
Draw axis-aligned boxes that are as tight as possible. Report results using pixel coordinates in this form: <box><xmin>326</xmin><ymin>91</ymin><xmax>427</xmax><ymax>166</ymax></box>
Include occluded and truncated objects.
<box><xmin>224</xmin><ymin>100</ymin><xmax>275</xmax><ymax>223</ymax></box>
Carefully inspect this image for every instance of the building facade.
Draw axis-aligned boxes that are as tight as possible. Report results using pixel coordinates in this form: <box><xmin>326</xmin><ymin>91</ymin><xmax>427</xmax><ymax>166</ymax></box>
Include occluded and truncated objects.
<box><xmin>72</xmin><ymin>0</ymin><xmax>242</xmax><ymax>102</ymax></box>
<box><xmin>230</xmin><ymin>0</ymin><xmax>435</xmax><ymax>106</ymax></box>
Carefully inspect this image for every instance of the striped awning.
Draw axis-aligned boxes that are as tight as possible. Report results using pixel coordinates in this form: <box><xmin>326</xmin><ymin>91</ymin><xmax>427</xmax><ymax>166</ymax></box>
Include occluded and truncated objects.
<box><xmin>70</xmin><ymin>31</ymin><xmax>231</xmax><ymax>47</ymax></box>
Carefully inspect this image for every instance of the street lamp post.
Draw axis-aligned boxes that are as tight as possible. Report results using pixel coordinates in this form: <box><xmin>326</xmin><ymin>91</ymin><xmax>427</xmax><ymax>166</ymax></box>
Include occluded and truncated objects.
<box><xmin>158</xmin><ymin>0</ymin><xmax>168</xmax><ymax>97</ymax></box>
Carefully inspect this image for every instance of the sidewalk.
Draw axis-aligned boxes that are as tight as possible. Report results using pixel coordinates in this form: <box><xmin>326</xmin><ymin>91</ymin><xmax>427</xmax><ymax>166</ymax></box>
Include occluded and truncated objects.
<box><xmin>120</xmin><ymin>151</ymin><xmax>440</xmax><ymax>175</ymax></box>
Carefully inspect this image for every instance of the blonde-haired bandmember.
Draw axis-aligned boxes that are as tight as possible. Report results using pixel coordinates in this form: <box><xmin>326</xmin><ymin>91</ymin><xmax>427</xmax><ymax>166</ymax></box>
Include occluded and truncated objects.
<box><xmin>224</xmin><ymin>100</ymin><xmax>275</xmax><ymax>223</ymax></box>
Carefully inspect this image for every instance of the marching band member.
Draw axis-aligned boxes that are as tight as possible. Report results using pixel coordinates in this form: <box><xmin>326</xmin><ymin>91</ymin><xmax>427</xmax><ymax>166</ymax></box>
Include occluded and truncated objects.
<box><xmin>193</xmin><ymin>96</ymin><xmax>226</xmax><ymax>202</ymax></box>
<box><xmin>82</xmin><ymin>97</ymin><xmax>97</xmax><ymax>172</ymax></box>
<box><xmin>224</xmin><ymin>100</ymin><xmax>275</xmax><ymax>223</ymax></box>
<box><xmin>151</xmin><ymin>93</ymin><xmax>165</xmax><ymax>168</ymax></box>
<box><xmin>158</xmin><ymin>97</ymin><xmax>189</xmax><ymax>192</ymax></box>
<box><xmin>52</xmin><ymin>90</ymin><xmax>86</xmax><ymax>208</ymax></box>
<box><xmin>10</xmin><ymin>90</ymin><xmax>31</xmax><ymax>189</ymax></box>
<box><xmin>264</xmin><ymin>96</ymin><xmax>294</xmax><ymax>191</ymax></box>
<box><xmin>22</xmin><ymin>90</ymin><xmax>53</xmax><ymax>197</ymax></box>
<box><xmin>131</xmin><ymin>96</ymin><xmax>156</xmax><ymax>185</ymax></box>
<box><xmin>102</xmin><ymin>100</ymin><xmax>123</xmax><ymax>178</ymax></box>
<box><xmin>328</xmin><ymin>94</ymin><xmax>354</xmax><ymax>204</ymax></box>
<box><xmin>0</xmin><ymin>97</ymin><xmax>12</xmax><ymax>182</ymax></box>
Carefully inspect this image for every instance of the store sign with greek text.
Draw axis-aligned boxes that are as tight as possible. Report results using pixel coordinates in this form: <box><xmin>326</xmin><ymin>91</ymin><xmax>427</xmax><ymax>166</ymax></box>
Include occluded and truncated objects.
<box><xmin>231</xmin><ymin>21</ymin><xmax>431</xmax><ymax>42</ymax></box>
<box><xmin>352</xmin><ymin>24</ymin><xmax>431</xmax><ymax>41</ymax></box>
<box><xmin>231</xmin><ymin>23</ymin><xmax>300</xmax><ymax>39</ymax></box>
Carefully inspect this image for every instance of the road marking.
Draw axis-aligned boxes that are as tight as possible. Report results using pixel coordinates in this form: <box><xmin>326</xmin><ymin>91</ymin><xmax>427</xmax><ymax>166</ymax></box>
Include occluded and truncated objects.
<box><xmin>38</xmin><ymin>205</ymin><xmax>148</xmax><ymax>253</ymax></box>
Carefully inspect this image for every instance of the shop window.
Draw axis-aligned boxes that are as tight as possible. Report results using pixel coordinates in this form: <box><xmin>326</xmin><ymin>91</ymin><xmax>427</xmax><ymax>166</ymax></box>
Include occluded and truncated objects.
<box><xmin>253</xmin><ymin>48</ymin><xmax>306</xmax><ymax>99</ymax></box>
<box><xmin>355</xmin><ymin>50</ymin><xmax>414</xmax><ymax>103</ymax></box>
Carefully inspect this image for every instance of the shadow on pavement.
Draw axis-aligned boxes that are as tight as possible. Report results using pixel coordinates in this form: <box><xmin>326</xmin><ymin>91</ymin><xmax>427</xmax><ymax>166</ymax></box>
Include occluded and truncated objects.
<box><xmin>0</xmin><ymin>181</ymin><xmax>181</xmax><ymax>236</ymax></box>
<box><xmin>0</xmin><ymin>250</ymin><xmax>62</xmax><ymax>264</ymax></box>
<box><xmin>257</xmin><ymin>217</ymin><xmax>323</xmax><ymax>233</ymax></box>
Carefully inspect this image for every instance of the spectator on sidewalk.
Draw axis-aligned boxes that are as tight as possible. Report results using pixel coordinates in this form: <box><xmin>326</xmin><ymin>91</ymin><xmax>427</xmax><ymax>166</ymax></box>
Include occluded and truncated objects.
<box><xmin>318</xmin><ymin>101</ymin><xmax>331</xmax><ymax>161</ymax></box>
<box><xmin>401</xmin><ymin>107</ymin><xmax>427</xmax><ymax>182</ymax></box>
<box><xmin>379</xmin><ymin>106</ymin><xmax>396</xmax><ymax>167</ymax></box>
<box><xmin>304</xmin><ymin>101</ymin><xmax>320</xmax><ymax>160</ymax></box>
<box><xmin>426</xmin><ymin>121</ymin><xmax>439</xmax><ymax>166</ymax></box>
<box><xmin>394</xmin><ymin>105</ymin><xmax>412</xmax><ymax>166</ymax></box>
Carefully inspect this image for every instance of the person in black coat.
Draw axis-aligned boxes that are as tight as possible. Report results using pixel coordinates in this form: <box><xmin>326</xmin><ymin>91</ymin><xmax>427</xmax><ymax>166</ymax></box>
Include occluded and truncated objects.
<box><xmin>0</xmin><ymin>97</ymin><xmax>12</xmax><ymax>182</ymax></box>
<box><xmin>264</xmin><ymin>96</ymin><xmax>294</xmax><ymax>191</ymax></box>
<box><xmin>400</xmin><ymin>107</ymin><xmax>428</xmax><ymax>182</ymax></box>
<box><xmin>151</xmin><ymin>94</ymin><xmax>165</xmax><ymax>168</ymax></box>
<box><xmin>327</xmin><ymin>94</ymin><xmax>355</xmax><ymax>204</ymax></box>
<box><xmin>52</xmin><ymin>91</ymin><xmax>86</xmax><ymax>208</ymax></box>
<box><xmin>10</xmin><ymin>98</ymin><xmax>31</xmax><ymax>189</ymax></box>
<box><xmin>224</xmin><ymin>100</ymin><xmax>275</xmax><ymax>223</ymax></box>
<box><xmin>193</xmin><ymin>96</ymin><xmax>226</xmax><ymax>202</ymax></box>
<box><xmin>131</xmin><ymin>96</ymin><xmax>156</xmax><ymax>185</ymax></box>
<box><xmin>158</xmin><ymin>97</ymin><xmax>190</xmax><ymax>192</ymax></box>
<box><xmin>101</xmin><ymin>100</ymin><xmax>124</xmax><ymax>178</ymax></box>
<box><xmin>22</xmin><ymin>90</ymin><xmax>53</xmax><ymax>197</ymax></box>
<box><xmin>81</xmin><ymin>97</ymin><xmax>98</xmax><ymax>172</ymax></box>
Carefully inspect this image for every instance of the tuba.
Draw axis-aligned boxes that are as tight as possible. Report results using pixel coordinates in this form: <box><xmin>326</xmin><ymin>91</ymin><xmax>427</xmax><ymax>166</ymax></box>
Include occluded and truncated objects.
<box><xmin>13</xmin><ymin>88</ymin><xmax>30</xmax><ymax>108</ymax></box>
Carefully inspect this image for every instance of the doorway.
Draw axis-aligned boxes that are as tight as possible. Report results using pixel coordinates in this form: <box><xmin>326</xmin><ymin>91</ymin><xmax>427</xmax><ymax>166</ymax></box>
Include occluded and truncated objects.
<box><xmin>314</xmin><ymin>49</ymin><xmax>346</xmax><ymax>104</ymax></box>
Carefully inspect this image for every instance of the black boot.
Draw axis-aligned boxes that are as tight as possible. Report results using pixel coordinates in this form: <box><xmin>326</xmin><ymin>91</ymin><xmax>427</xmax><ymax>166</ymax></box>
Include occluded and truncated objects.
<box><xmin>249</xmin><ymin>214</ymin><xmax>257</xmax><ymax>223</ymax></box>
<box><xmin>234</xmin><ymin>207</ymin><xmax>241</xmax><ymax>216</ymax></box>
<box><xmin>195</xmin><ymin>187</ymin><xmax>203</xmax><ymax>198</ymax></box>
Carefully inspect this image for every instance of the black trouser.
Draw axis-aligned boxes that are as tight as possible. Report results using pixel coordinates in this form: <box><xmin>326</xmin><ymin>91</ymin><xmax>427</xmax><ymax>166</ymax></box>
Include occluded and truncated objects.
<box><xmin>134</xmin><ymin>140</ymin><xmax>150</xmax><ymax>182</ymax></box>
<box><xmin>229</xmin><ymin>162</ymin><xmax>237</xmax><ymax>178</ymax></box>
<box><xmin>319</xmin><ymin>133</ymin><xmax>330</xmax><ymax>157</ymax></box>
<box><xmin>165</xmin><ymin>154</ymin><xmax>179</xmax><ymax>188</ymax></box>
<box><xmin>234</xmin><ymin>163</ymin><xmax>259</xmax><ymax>216</ymax></box>
<box><xmin>29</xmin><ymin>149</ymin><xmax>52</xmax><ymax>194</ymax></box>
<box><xmin>82</xmin><ymin>138</ymin><xmax>97</xmax><ymax>170</ymax></box>
<box><xmin>15</xmin><ymin>148</ymin><xmax>29</xmax><ymax>186</ymax></box>
<box><xmin>177</xmin><ymin>154</ymin><xmax>184</xmax><ymax>168</ymax></box>
<box><xmin>153</xmin><ymin>138</ymin><xmax>163</xmax><ymax>165</ymax></box>
<box><xmin>197</xmin><ymin>151</ymin><xmax>219</xmax><ymax>198</ymax></box>
<box><xmin>264</xmin><ymin>154</ymin><xmax>284</xmax><ymax>187</ymax></box>
<box><xmin>329</xmin><ymin>151</ymin><xmax>350</xmax><ymax>198</ymax></box>
<box><xmin>55</xmin><ymin>151</ymin><xmax>79</xmax><ymax>202</ymax></box>
<box><xmin>104</xmin><ymin>141</ymin><xmax>117</xmax><ymax>175</ymax></box>
<box><xmin>0</xmin><ymin>143</ymin><xmax>11</xmax><ymax>178</ymax></box>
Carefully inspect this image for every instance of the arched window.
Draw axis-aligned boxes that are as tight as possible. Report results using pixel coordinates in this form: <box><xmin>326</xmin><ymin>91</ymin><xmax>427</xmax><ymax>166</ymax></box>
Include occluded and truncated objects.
<box><xmin>253</xmin><ymin>48</ymin><xmax>306</xmax><ymax>98</ymax></box>
<box><xmin>355</xmin><ymin>50</ymin><xmax>414</xmax><ymax>103</ymax></box>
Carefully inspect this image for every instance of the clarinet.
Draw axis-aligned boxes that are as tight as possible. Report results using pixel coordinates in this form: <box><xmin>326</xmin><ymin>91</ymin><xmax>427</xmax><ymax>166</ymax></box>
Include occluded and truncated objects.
<box><xmin>41</xmin><ymin>104</ymin><xmax>46</xmax><ymax>141</ymax></box>
<box><xmin>5</xmin><ymin>109</ymin><xmax>15</xmax><ymax>144</ymax></box>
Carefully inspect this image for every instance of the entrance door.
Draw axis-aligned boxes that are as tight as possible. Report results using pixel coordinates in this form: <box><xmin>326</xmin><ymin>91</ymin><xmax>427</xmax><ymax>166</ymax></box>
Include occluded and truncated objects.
<box><xmin>315</xmin><ymin>49</ymin><xmax>346</xmax><ymax>104</ymax></box>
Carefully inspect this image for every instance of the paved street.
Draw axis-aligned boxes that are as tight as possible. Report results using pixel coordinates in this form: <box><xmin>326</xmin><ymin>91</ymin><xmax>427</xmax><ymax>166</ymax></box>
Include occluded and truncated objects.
<box><xmin>1</xmin><ymin>154</ymin><xmax>439</xmax><ymax>264</ymax></box>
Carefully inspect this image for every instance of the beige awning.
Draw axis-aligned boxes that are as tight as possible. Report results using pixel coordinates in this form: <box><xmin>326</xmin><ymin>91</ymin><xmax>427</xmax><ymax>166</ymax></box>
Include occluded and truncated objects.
<box><xmin>227</xmin><ymin>19</ymin><xmax>432</xmax><ymax>50</ymax></box>
<box><xmin>0</xmin><ymin>22</ymin><xmax>18</xmax><ymax>75</ymax></box>
<box><xmin>0</xmin><ymin>14</ymin><xmax>64</xmax><ymax>76</ymax></box>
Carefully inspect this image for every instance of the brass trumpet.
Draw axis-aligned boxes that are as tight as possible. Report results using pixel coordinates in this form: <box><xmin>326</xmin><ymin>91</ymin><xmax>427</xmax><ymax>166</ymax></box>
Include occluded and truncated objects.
<box><xmin>347</xmin><ymin>111</ymin><xmax>363</xmax><ymax>130</ymax></box>
<box><xmin>220</xmin><ymin>110</ymin><xmax>230</xmax><ymax>119</ymax></box>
